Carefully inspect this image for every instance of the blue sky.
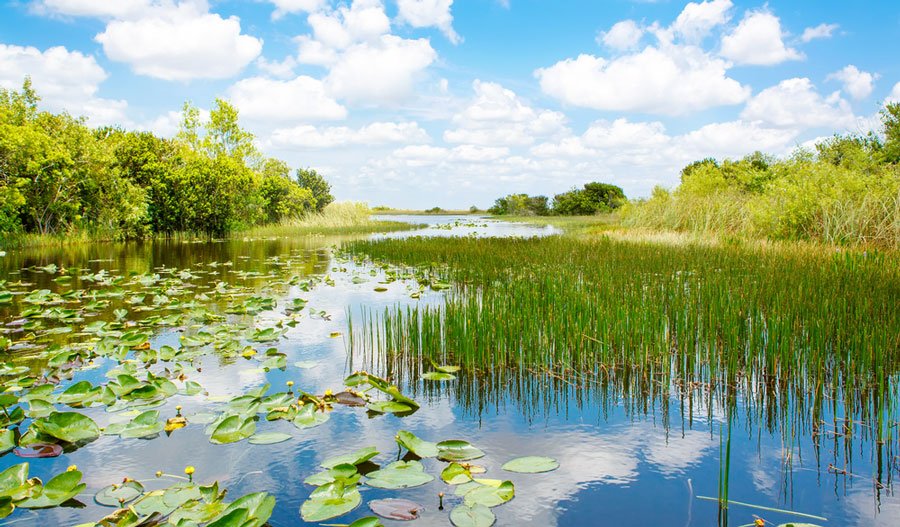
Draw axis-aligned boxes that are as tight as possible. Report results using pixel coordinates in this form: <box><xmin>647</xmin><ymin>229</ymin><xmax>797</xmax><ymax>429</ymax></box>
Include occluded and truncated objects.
<box><xmin>1</xmin><ymin>0</ymin><xmax>898</xmax><ymax>208</ymax></box>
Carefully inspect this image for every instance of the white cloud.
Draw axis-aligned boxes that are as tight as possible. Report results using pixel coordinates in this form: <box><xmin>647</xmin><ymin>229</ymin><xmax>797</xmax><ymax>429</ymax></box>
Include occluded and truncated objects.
<box><xmin>672</xmin><ymin>0</ymin><xmax>732</xmax><ymax>42</ymax></box>
<box><xmin>95</xmin><ymin>2</ymin><xmax>262</xmax><ymax>81</ymax></box>
<box><xmin>741</xmin><ymin>77</ymin><xmax>856</xmax><ymax>129</ymax></box>
<box><xmin>33</xmin><ymin>0</ymin><xmax>150</xmax><ymax>18</ymax></box>
<box><xmin>325</xmin><ymin>35</ymin><xmax>436</xmax><ymax>104</ymax></box>
<box><xmin>582</xmin><ymin>118</ymin><xmax>669</xmax><ymax>150</ymax></box>
<box><xmin>443</xmin><ymin>80</ymin><xmax>566</xmax><ymax>146</ymax></box>
<box><xmin>888</xmin><ymin>82</ymin><xmax>900</xmax><ymax>104</ymax></box>
<box><xmin>801</xmin><ymin>23</ymin><xmax>838</xmax><ymax>43</ymax></box>
<box><xmin>0</xmin><ymin>43</ymin><xmax>127</xmax><ymax>126</ymax></box>
<box><xmin>268</xmin><ymin>0</ymin><xmax>327</xmax><ymax>19</ymax></box>
<box><xmin>269</xmin><ymin>121</ymin><xmax>429</xmax><ymax>149</ymax></box>
<box><xmin>306</xmin><ymin>0</ymin><xmax>391</xmax><ymax>51</ymax></box>
<box><xmin>827</xmin><ymin>65</ymin><xmax>878</xmax><ymax>100</ymax></box>
<box><xmin>396</xmin><ymin>0</ymin><xmax>461</xmax><ymax>44</ymax></box>
<box><xmin>535</xmin><ymin>45</ymin><xmax>749</xmax><ymax>115</ymax></box>
<box><xmin>678</xmin><ymin>120</ymin><xmax>799</xmax><ymax>158</ymax></box>
<box><xmin>599</xmin><ymin>20</ymin><xmax>644</xmax><ymax>51</ymax></box>
<box><xmin>720</xmin><ymin>10</ymin><xmax>803</xmax><ymax>65</ymax></box>
<box><xmin>256</xmin><ymin>56</ymin><xmax>298</xmax><ymax>79</ymax></box>
<box><xmin>227</xmin><ymin>76</ymin><xmax>347</xmax><ymax>121</ymax></box>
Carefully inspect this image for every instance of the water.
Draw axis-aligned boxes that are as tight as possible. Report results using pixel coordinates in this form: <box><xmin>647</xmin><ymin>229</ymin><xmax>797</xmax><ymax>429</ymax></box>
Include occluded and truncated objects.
<box><xmin>0</xmin><ymin>217</ymin><xmax>896</xmax><ymax>527</ymax></box>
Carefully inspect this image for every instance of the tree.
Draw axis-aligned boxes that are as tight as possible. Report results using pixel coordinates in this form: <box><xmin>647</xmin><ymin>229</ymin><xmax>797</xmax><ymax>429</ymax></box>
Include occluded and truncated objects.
<box><xmin>296</xmin><ymin>168</ymin><xmax>333</xmax><ymax>212</ymax></box>
<box><xmin>552</xmin><ymin>182</ymin><xmax>626</xmax><ymax>215</ymax></box>
<box><xmin>259</xmin><ymin>158</ymin><xmax>315</xmax><ymax>222</ymax></box>
<box><xmin>881</xmin><ymin>102</ymin><xmax>900</xmax><ymax>164</ymax></box>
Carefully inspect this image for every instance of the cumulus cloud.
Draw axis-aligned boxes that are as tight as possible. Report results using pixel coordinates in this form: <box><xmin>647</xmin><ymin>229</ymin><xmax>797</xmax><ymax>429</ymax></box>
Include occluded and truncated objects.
<box><xmin>95</xmin><ymin>2</ymin><xmax>262</xmax><ymax>80</ymax></box>
<box><xmin>535</xmin><ymin>45</ymin><xmax>749</xmax><ymax>115</ymax></box>
<box><xmin>741</xmin><ymin>77</ymin><xmax>856</xmax><ymax>129</ymax></box>
<box><xmin>396</xmin><ymin>0</ymin><xmax>461</xmax><ymax>44</ymax></box>
<box><xmin>678</xmin><ymin>120</ymin><xmax>799</xmax><ymax>158</ymax></box>
<box><xmin>827</xmin><ymin>65</ymin><xmax>878</xmax><ymax>100</ymax></box>
<box><xmin>888</xmin><ymin>82</ymin><xmax>900</xmax><ymax>104</ymax></box>
<box><xmin>598</xmin><ymin>20</ymin><xmax>644</xmax><ymax>51</ymax></box>
<box><xmin>33</xmin><ymin>0</ymin><xmax>150</xmax><ymax>18</ymax></box>
<box><xmin>227</xmin><ymin>76</ymin><xmax>347</xmax><ymax>121</ymax></box>
<box><xmin>801</xmin><ymin>23</ymin><xmax>839</xmax><ymax>43</ymax></box>
<box><xmin>324</xmin><ymin>35</ymin><xmax>436</xmax><ymax>104</ymax></box>
<box><xmin>720</xmin><ymin>10</ymin><xmax>803</xmax><ymax>65</ymax></box>
<box><xmin>0</xmin><ymin>43</ymin><xmax>127</xmax><ymax>126</ymax></box>
<box><xmin>671</xmin><ymin>0</ymin><xmax>732</xmax><ymax>42</ymax></box>
<box><xmin>443</xmin><ymin>80</ymin><xmax>566</xmax><ymax>146</ymax></box>
<box><xmin>269</xmin><ymin>121</ymin><xmax>429</xmax><ymax>149</ymax></box>
<box><xmin>268</xmin><ymin>0</ymin><xmax>327</xmax><ymax>19</ymax></box>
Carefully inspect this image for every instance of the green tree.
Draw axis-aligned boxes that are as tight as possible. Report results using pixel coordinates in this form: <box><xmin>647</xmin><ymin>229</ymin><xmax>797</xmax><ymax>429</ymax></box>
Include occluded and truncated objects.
<box><xmin>259</xmin><ymin>158</ymin><xmax>315</xmax><ymax>222</ymax></box>
<box><xmin>880</xmin><ymin>102</ymin><xmax>900</xmax><ymax>164</ymax></box>
<box><xmin>296</xmin><ymin>168</ymin><xmax>333</xmax><ymax>212</ymax></box>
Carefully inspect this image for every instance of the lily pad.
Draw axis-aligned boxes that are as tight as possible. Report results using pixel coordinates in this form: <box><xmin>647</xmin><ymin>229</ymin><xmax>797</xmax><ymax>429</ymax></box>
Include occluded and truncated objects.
<box><xmin>300</xmin><ymin>482</ymin><xmax>361</xmax><ymax>522</ymax></box>
<box><xmin>210</xmin><ymin>415</ymin><xmax>257</xmax><ymax>444</ymax></box>
<box><xmin>303</xmin><ymin>464</ymin><xmax>360</xmax><ymax>487</ymax></box>
<box><xmin>501</xmin><ymin>456</ymin><xmax>559</xmax><ymax>474</ymax></box>
<box><xmin>0</xmin><ymin>430</ymin><xmax>14</xmax><ymax>455</ymax></box>
<box><xmin>31</xmin><ymin>412</ymin><xmax>100</xmax><ymax>443</ymax></box>
<box><xmin>369</xmin><ymin>498</ymin><xmax>424</xmax><ymax>520</ymax></box>
<box><xmin>14</xmin><ymin>443</ymin><xmax>62</xmax><ymax>458</ymax></box>
<box><xmin>450</xmin><ymin>504</ymin><xmax>496</xmax><ymax>527</ymax></box>
<box><xmin>421</xmin><ymin>372</ymin><xmax>456</xmax><ymax>381</ymax></box>
<box><xmin>437</xmin><ymin>440</ymin><xmax>485</xmax><ymax>462</ymax></box>
<box><xmin>364</xmin><ymin>461</ymin><xmax>434</xmax><ymax>490</ymax></box>
<box><xmin>441</xmin><ymin>463</ymin><xmax>474</xmax><ymax>485</ymax></box>
<box><xmin>366</xmin><ymin>401</ymin><xmax>414</xmax><ymax>414</ymax></box>
<box><xmin>462</xmin><ymin>480</ymin><xmax>515</xmax><ymax>508</ymax></box>
<box><xmin>18</xmin><ymin>469</ymin><xmax>85</xmax><ymax>509</ymax></box>
<box><xmin>293</xmin><ymin>403</ymin><xmax>330</xmax><ymax>429</ymax></box>
<box><xmin>95</xmin><ymin>480</ymin><xmax>144</xmax><ymax>507</ymax></box>
<box><xmin>248</xmin><ymin>432</ymin><xmax>292</xmax><ymax>445</ymax></box>
<box><xmin>321</xmin><ymin>446</ymin><xmax>379</xmax><ymax>469</ymax></box>
<box><xmin>396</xmin><ymin>430</ymin><xmax>439</xmax><ymax>458</ymax></box>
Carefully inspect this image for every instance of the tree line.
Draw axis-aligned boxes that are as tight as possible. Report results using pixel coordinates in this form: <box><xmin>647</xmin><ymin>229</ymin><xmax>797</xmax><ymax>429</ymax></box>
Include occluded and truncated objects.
<box><xmin>0</xmin><ymin>78</ymin><xmax>333</xmax><ymax>239</ymax></box>
<box><xmin>488</xmin><ymin>182</ymin><xmax>626</xmax><ymax>216</ymax></box>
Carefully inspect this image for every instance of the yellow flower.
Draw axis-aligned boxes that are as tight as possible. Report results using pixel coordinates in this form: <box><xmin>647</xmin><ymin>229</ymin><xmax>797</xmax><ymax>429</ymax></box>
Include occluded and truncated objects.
<box><xmin>184</xmin><ymin>466</ymin><xmax>195</xmax><ymax>476</ymax></box>
<box><xmin>66</xmin><ymin>465</ymin><xmax>78</xmax><ymax>472</ymax></box>
<box><xmin>155</xmin><ymin>471</ymin><xmax>163</xmax><ymax>478</ymax></box>
<box><xmin>286</xmin><ymin>381</ymin><xmax>294</xmax><ymax>387</ymax></box>
<box><xmin>324</xmin><ymin>389</ymin><xmax>333</xmax><ymax>397</ymax></box>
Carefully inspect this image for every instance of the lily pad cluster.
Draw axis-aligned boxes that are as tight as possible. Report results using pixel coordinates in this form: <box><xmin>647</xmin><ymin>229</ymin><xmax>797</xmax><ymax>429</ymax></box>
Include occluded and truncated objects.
<box><xmin>298</xmin><ymin>430</ymin><xmax>559</xmax><ymax>526</ymax></box>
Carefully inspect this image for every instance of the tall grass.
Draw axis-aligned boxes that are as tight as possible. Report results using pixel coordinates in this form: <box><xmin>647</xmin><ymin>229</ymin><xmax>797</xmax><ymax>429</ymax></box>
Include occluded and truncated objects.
<box><xmin>238</xmin><ymin>202</ymin><xmax>419</xmax><ymax>237</ymax></box>
<box><xmin>345</xmin><ymin>235</ymin><xmax>899</xmax><ymax>474</ymax></box>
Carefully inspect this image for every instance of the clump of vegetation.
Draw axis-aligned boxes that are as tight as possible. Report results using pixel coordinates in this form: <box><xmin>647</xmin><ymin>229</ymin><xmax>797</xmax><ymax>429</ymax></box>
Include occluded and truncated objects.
<box><xmin>0</xmin><ymin>78</ymin><xmax>334</xmax><ymax>243</ymax></box>
<box><xmin>488</xmin><ymin>182</ymin><xmax>626</xmax><ymax>216</ymax></box>
<box><xmin>622</xmin><ymin>104</ymin><xmax>900</xmax><ymax>248</ymax></box>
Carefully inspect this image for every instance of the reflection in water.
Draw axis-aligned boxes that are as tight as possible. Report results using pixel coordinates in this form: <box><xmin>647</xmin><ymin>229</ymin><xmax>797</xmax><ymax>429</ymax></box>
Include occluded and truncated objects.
<box><xmin>0</xmin><ymin>217</ymin><xmax>897</xmax><ymax>526</ymax></box>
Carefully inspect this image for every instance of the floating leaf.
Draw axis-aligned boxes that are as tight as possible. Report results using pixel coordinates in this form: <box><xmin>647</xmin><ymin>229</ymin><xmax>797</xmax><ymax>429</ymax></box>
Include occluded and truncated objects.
<box><xmin>450</xmin><ymin>504</ymin><xmax>496</xmax><ymax>527</ymax></box>
<box><xmin>501</xmin><ymin>456</ymin><xmax>559</xmax><ymax>474</ymax></box>
<box><xmin>300</xmin><ymin>482</ymin><xmax>361</xmax><ymax>522</ymax></box>
<box><xmin>462</xmin><ymin>480</ymin><xmax>514</xmax><ymax>508</ymax></box>
<box><xmin>0</xmin><ymin>430</ymin><xmax>13</xmax><ymax>455</ymax></box>
<box><xmin>303</xmin><ymin>464</ymin><xmax>360</xmax><ymax>487</ymax></box>
<box><xmin>437</xmin><ymin>440</ymin><xmax>485</xmax><ymax>462</ymax></box>
<box><xmin>395</xmin><ymin>430</ymin><xmax>438</xmax><ymax>458</ymax></box>
<box><xmin>441</xmin><ymin>463</ymin><xmax>473</xmax><ymax>485</ymax></box>
<box><xmin>364</xmin><ymin>460</ymin><xmax>434</xmax><ymax>490</ymax></box>
<box><xmin>248</xmin><ymin>432</ymin><xmax>291</xmax><ymax>445</ymax></box>
<box><xmin>347</xmin><ymin>518</ymin><xmax>385</xmax><ymax>527</ymax></box>
<box><xmin>293</xmin><ymin>403</ymin><xmax>330</xmax><ymax>430</ymax></box>
<box><xmin>31</xmin><ymin>412</ymin><xmax>100</xmax><ymax>443</ymax></box>
<box><xmin>95</xmin><ymin>480</ymin><xmax>144</xmax><ymax>507</ymax></box>
<box><xmin>14</xmin><ymin>443</ymin><xmax>62</xmax><ymax>458</ymax></box>
<box><xmin>210</xmin><ymin>415</ymin><xmax>257</xmax><ymax>444</ymax></box>
<box><xmin>366</xmin><ymin>401</ymin><xmax>413</xmax><ymax>414</ymax></box>
<box><xmin>321</xmin><ymin>446</ymin><xmax>378</xmax><ymax>469</ymax></box>
<box><xmin>18</xmin><ymin>469</ymin><xmax>85</xmax><ymax>508</ymax></box>
<box><xmin>422</xmin><ymin>371</ymin><xmax>456</xmax><ymax>381</ymax></box>
<box><xmin>369</xmin><ymin>498</ymin><xmax>424</xmax><ymax>520</ymax></box>
<box><xmin>334</xmin><ymin>391</ymin><xmax>367</xmax><ymax>406</ymax></box>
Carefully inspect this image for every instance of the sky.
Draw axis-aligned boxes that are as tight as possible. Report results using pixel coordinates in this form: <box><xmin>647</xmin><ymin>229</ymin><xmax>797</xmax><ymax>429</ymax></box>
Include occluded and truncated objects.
<box><xmin>1</xmin><ymin>0</ymin><xmax>898</xmax><ymax>208</ymax></box>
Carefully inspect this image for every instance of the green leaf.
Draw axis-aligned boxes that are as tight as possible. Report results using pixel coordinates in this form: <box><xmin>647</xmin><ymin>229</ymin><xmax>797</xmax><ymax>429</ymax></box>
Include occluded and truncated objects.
<box><xmin>462</xmin><ymin>480</ymin><xmax>515</xmax><ymax>508</ymax></box>
<box><xmin>441</xmin><ymin>463</ymin><xmax>473</xmax><ymax>485</ymax></box>
<box><xmin>18</xmin><ymin>470</ymin><xmax>85</xmax><ymax>508</ymax></box>
<box><xmin>303</xmin><ymin>464</ymin><xmax>360</xmax><ymax>487</ymax></box>
<box><xmin>0</xmin><ymin>429</ymin><xmax>14</xmax><ymax>455</ymax></box>
<box><xmin>366</xmin><ymin>401</ymin><xmax>413</xmax><ymax>414</ymax></box>
<box><xmin>421</xmin><ymin>372</ymin><xmax>456</xmax><ymax>381</ymax></box>
<box><xmin>210</xmin><ymin>415</ymin><xmax>257</xmax><ymax>444</ymax></box>
<box><xmin>248</xmin><ymin>432</ymin><xmax>292</xmax><ymax>445</ymax></box>
<box><xmin>321</xmin><ymin>446</ymin><xmax>379</xmax><ymax>469</ymax></box>
<box><xmin>450</xmin><ymin>504</ymin><xmax>496</xmax><ymax>527</ymax></box>
<box><xmin>395</xmin><ymin>430</ymin><xmax>439</xmax><ymax>458</ymax></box>
<box><xmin>210</xmin><ymin>492</ymin><xmax>275</xmax><ymax>527</ymax></box>
<box><xmin>0</xmin><ymin>463</ymin><xmax>37</xmax><ymax>502</ymax></box>
<box><xmin>437</xmin><ymin>440</ymin><xmax>485</xmax><ymax>462</ymax></box>
<box><xmin>119</xmin><ymin>410</ymin><xmax>165</xmax><ymax>439</ymax></box>
<box><xmin>300</xmin><ymin>482</ymin><xmax>361</xmax><ymax>522</ymax></box>
<box><xmin>292</xmin><ymin>403</ymin><xmax>330</xmax><ymax>429</ymax></box>
<box><xmin>364</xmin><ymin>460</ymin><xmax>434</xmax><ymax>490</ymax></box>
<box><xmin>32</xmin><ymin>412</ymin><xmax>100</xmax><ymax>443</ymax></box>
<box><xmin>95</xmin><ymin>480</ymin><xmax>144</xmax><ymax>507</ymax></box>
<box><xmin>501</xmin><ymin>456</ymin><xmax>559</xmax><ymax>474</ymax></box>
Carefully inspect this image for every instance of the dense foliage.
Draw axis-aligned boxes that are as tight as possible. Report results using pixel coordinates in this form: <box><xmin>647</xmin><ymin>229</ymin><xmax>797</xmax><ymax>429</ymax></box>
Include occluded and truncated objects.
<box><xmin>622</xmin><ymin>104</ymin><xmax>900</xmax><ymax>248</ymax></box>
<box><xmin>488</xmin><ymin>182</ymin><xmax>625</xmax><ymax>216</ymax></box>
<box><xmin>0</xmin><ymin>79</ymin><xmax>334</xmax><ymax>239</ymax></box>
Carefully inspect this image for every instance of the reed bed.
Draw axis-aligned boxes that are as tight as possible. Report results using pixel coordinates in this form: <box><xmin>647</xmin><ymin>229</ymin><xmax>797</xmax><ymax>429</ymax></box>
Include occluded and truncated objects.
<box><xmin>345</xmin><ymin>236</ymin><xmax>900</xmax><ymax>463</ymax></box>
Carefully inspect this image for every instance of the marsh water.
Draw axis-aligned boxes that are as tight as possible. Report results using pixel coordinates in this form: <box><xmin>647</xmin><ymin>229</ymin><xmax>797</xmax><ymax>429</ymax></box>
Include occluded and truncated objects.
<box><xmin>0</xmin><ymin>216</ymin><xmax>897</xmax><ymax>527</ymax></box>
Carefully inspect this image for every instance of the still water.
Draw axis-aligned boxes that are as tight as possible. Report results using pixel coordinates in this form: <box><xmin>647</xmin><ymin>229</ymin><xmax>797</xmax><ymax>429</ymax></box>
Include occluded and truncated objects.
<box><xmin>0</xmin><ymin>217</ymin><xmax>896</xmax><ymax>526</ymax></box>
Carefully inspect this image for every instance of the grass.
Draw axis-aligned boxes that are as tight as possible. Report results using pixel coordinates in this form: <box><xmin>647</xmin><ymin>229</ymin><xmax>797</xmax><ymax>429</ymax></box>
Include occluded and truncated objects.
<box><xmin>345</xmin><ymin>234</ymin><xmax>900</xmax><ymax>450</ymax></box>
<box><xmin>242</xmin><ymin>202</ymin><xmax>420</xmax><ymax>237</ymax></box>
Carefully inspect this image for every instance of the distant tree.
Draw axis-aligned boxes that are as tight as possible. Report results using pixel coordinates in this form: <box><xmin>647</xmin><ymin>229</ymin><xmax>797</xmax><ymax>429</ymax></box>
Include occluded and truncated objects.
<box><xmin>488</xmin><ymin>193</ymin><xmax>548</xmax><ymax>215</ymax></box>
<box><xmin>552</xmin><ymin>182</ymin><xmax>625</xmax><ymax>215</ymax></box>
<box><xmin>680</xmin><ymin>157</ymin><xmax>718</xmax><ymax>182</ymax></box>
<box><xmin>881</xmin><ymin>102</ymin><xmax>900</xmax><ymax>164</ymax></box>
<box><xmin>296</xmin><ymin>168</ymin><xmax>333</xmax><ymax>212</ymax></box>
<box><xmin>259</xmin><ymin>158</ymin><xmax>315</xmax><ymax>223</ymax></box>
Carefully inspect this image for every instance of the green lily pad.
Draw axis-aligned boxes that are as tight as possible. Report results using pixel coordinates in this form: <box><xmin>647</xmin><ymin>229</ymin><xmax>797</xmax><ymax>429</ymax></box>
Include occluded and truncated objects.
<box><xmin>18</xmin><ymin>469</ymin><xmax>85</xmax><ymax>508</ymax></box>
<box><xmin>450</xmin><ymin>504</ymin><xmax>496</xmax><ymax>527</ymax></box>
<box><xmin>293</xmin><ymin>403</ymin><xmax>330</xmax><ymax>429</ymax></box>
<box><xmin>118</xmin><ymin>410</ymin><xmax>165</xmax><ymax>439</ymax></box>
<box><xmin>462</xmin><ymin>480</ymin><xmax>515</xmax><ymax>508</ymax></box>
<box><xmin>210</xmin><ymin>415</ymin><xmax>257</xmax><ymax>444</ymax></box>
<box><xmin>348</xmin><ymin>518</ymin><xmax>386</xmax><ymax>527</ymax></box>
<box><xmin>31</xmin><ymin>412</ymin><xmax>100</xmax><ymax>443</ymax></box>
<box><xmin>364</xmin><ymin>460</ymin><xmax>434</xmax><ymax>490</ymax></box>
<box><xmin>501</xmin><ymin>456</ymin><xmax>559</xmax><ymax>474</ymax></box>
<box><xmin>395</xmin><ymin>430</ymin><xmax>439</xmax><ymax>458</ymax></box>
<box><xmin>441</xmin><ymin>463</ymin><xmax>474</xmax><ymax>485</ymax></box>
<box><xmin>210</xmin><ymin>491</ymin><xmax>275</xmax><ymax>527</ymax></box>
<box><xmin>0</xmin><ymin>429</ymin><xmax>14</xmax><ymax>455</ymax></box>
<box><xmin>421</xmin><ymin>372</ymin><xmax>456</xmax><ymax>381</ymax></box>
<box><xmin>95</xmin><ymin>480</ymin><xmax>145</xmax><ymax>507</ymax></box>
<box><xmin>321</xmin><ymin>446</ymin><xmax>379</xmax><ymax>469</ymax></box>
<box><xmin>366</xmin><ymin>401</ymin><xmax>413</xmax><ymax>414</ymax></box>
<box><xmin>300</xmin><ymin>482</ymin><xmax>361</xmax><ymax>522</ymax></box>
<box><xmin>437</xmin><ymin>440</ymin><xmax>485</xmax><ymax>462</ymax></box>
<box><xmin>303</xmin><ymin>464</ymin><xmax>360</xmax><ymax>487</ymax></box>
<box><xmin>248</xmin><ymin>432</ymin><xmax>292</xmax><ymax>445</ymax></box>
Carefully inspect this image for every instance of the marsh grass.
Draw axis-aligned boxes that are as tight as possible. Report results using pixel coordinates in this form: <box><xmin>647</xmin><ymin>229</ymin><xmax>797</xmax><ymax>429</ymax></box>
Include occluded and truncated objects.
<box><xmin>346</xmin><ymin>235</ymin><xmax>900</xmax><ymax>477</ymax></box>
